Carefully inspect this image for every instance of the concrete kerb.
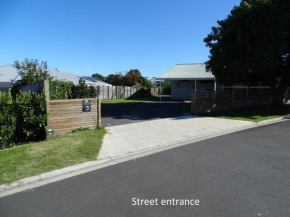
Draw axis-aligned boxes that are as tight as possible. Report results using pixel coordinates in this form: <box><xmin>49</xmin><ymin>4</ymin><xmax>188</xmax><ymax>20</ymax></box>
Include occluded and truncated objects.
<box><xmin>0</xmin><ymin>117</ymin><xmax>288</xmax><ymax>198</ymax></box>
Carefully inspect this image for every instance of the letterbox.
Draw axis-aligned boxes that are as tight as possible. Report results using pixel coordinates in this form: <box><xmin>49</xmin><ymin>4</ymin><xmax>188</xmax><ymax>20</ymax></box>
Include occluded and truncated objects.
<box><xmin>82</xmin><ymin>100</ymin><xmax>91</xmax><ymax>112</ymax></box>
<box><xmin>45</xmin><ymin>125</ymin><xmax>55</xmax><ymax>139</ymax></box>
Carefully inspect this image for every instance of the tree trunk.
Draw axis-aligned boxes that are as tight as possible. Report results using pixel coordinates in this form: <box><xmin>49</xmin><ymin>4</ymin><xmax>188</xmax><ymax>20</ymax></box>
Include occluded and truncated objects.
<box><xmin>273</xmin><ymin>84</ymin><xmax>288</xmax><ymax>104</ymax></box>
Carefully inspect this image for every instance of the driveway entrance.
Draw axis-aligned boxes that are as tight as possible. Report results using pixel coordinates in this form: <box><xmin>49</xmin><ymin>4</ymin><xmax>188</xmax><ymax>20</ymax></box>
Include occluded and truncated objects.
<box><xmin>101</xmin><ymin>101</ymin><xmax>189</xmax><ymax>127</ymax></box>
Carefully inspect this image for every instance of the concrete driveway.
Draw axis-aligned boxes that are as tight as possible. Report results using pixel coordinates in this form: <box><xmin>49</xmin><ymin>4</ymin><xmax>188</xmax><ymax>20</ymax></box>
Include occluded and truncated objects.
<box><xmin>98</xmin><ymin>115</ymin><xmax>255</xmax><ymax>159</ymax></box>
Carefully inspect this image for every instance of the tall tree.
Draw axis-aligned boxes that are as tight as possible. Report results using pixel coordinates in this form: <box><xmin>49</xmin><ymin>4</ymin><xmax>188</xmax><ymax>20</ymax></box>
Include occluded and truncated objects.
<box><xmin>204</xmin><ymin>0</ymin><xmax>290</xmax><ymax>103</ymax></box>
<box><xmin>124</xmin><ymin>69</ymin><xmax>141</xmax><ymax>86</ymax></box>
<box><xmin>92</xmin><ymin>73</ymin><xmax>105</xmax><ymax>81</ymax></box>
<box><xmin>12</xmin><ymin>59</ymin><xmax>51</xmax><ymax>95</ymax></box>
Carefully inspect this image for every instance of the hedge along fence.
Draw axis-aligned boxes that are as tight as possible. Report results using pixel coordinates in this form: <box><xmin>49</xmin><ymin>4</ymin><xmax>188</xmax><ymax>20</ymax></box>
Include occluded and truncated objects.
<box><xmin>0</xmin><ymin>90</ymin><xmax>47</xmax><ymax>149</ymax></box>
<box><xmin>191</xmin><ymin>88</ymin><xmax>275</xmax><ymax>114</ymax></box>
<box><xmin>38</xmin><ymin>80</ymin><xmax>101</xmax><ymax>135</ymax></box>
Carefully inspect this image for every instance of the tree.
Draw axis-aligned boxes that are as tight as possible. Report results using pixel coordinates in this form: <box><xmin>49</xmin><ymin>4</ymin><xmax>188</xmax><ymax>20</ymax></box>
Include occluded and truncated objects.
<box><xmin>12</xmin><ymin>59</ymin><xmax>51</xmax><ymax>95</ymax></box>
<box><xmin>92</xmin><ymin>73</ymin><xmax>105</xmax><ymax>81</ymax></box>
<box><xmin>73</xmin><ymin>78</ymin><xmax>90</xmax><ymax>98</ymax></box>
<box><xmin>204</xmin><ymin>0</ymin><xmax>290</xmax><ymax>103</ymax></box>
<box><xmin>137</xmin><ymin>76</ymin><xmax>151</xmax><ymax>89</ymax></box>
<box><xmin>124</xmin><ymin>69</ymin><xmax>141</xmax><ymax>86</ymax></box>
<box><xmin>105</xmin><ymin>72</ymin><xmax>124</xmax><ymax>86</ymax></box>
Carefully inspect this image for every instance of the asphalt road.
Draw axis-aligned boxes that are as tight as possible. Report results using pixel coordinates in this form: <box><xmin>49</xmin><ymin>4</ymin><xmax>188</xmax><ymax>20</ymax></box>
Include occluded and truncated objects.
<box><xmin>101</xmin><ymin>102</ymin><xmax>188</xmax><ymax>127</ymax></box>
<box><xmin>1</xmin><ymin>121</ymin><xmax>290</xmax><ymax>217</ymax></box>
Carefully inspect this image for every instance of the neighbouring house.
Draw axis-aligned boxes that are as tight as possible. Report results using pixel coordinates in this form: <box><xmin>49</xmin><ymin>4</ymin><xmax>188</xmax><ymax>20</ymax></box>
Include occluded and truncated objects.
<box><xmin>0</xmin><ymin>64</ymin><xmax>111</xmax><ymax>92</ymax></box>
<box><xmin>157</xmin><ymin>63</ymin><xmax>220</xmax><ymax>100</ymax></box>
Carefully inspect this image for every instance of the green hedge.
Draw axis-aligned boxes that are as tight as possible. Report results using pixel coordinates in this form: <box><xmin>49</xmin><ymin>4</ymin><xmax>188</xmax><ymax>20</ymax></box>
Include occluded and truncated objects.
<box><xmin>0</xmin><ymin>90</ymin><xmax>47</xmax><ymax>149</ymax></box>
<box><xmin>49</xmin><ymin>78</ymin><xmax>100</xmax><ymax>100</ymax></box>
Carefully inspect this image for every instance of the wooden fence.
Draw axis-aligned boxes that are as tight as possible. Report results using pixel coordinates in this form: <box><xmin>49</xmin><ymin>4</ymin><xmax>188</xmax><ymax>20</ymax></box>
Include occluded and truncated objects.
<box><xmin>48</xmin><ymin>98</ymin><xmax>101</xmax><ymax>134</ymax></box>
<box><xmin>96</xmin><ymin>85</ymin><xmax>159</xmax><ymax>99</ymax></box>
<box><xmin>191</xmin><ymin>88</ymin><xmax>275</xmax><ymax>114</ymax></box>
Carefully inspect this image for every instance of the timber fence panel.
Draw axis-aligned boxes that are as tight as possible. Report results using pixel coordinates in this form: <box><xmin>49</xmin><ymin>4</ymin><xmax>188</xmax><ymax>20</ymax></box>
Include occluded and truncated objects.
<box><xmin>191</xmin><ymin>89</ymin><xmax>275</xmax><ymax>114</ymax></box>
<box><xmin>48</xmin><ymin>98</ymin><xmax>101</xmax><ymax>134</ymax></box>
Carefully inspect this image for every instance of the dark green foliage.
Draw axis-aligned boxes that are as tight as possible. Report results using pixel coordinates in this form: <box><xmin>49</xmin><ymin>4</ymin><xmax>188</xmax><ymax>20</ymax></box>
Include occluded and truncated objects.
<box><xmin>12</xmin><ymin>59</ymin><xmax>50</xmax><ymax>96</ymax></box>
<box><xmin>0</xmin><ymin>90</ymin><xmax>47</xmax><ymax>149</ymax></box>
<box><xmin>73</xmin><ymin>78</ymin><xmax>90</xmax><ymax>98</ymax></box>
<box><xmin>12</xmin><ymin>59</ymin><xmax>100</xmax><ymax>100</ymax></box>
<box><xmin>49</xmin><ymin>80</ymin><xmax>74</xmax><ymax>100</ymax></box>
<box><xmin>137</xmin><ymin>77</ymin><xmax>151</xmax><ymax>89</ymax></box>
<box><xmin>71</xmin><ymin>78</ymin><xmax>99</xmax><ymax>99</ymax></box>
<box><xmin>105</xmin><ymin>72</ymin><xmax>124</xmax><ymax>86</ymax></box>
<box><xmin>105</xmin><ymin>70</ymin><xmax>152</xmax><ymax>89</ymax></box>
<box><xmin>161</xmin><ymin>81</ymin><xmax>171</xmax><ymax>95</ymax></box>
<box><xmin>50</xmin><ymin>79</ymin><xmax>99</xmax><ymax>100</ymax></box>
<box><xmin>89</xmin><ymin>86</ymin><xmax>98</xmax><ymax>98</ymax></box>
<box><xmin>0</xmin><ymin>90</ymin><xmax>16</xmax><ymax>147</ymax></box>
<box><xmin>204</xmin><ymin>0</ymin><xmax>290</xmax><ymax>103</ymax></box>
<box><xmin>71</xmin><ymin>127</ymin><xmax>91</xmax><ymax>133</ymax></box>
<box><xmin>155</xmin><ymin>81</ymin><xmax>171</xmax><ymax>95</ymax></box>
<box><xmin>92</xmin><ymin>73</ymin><xmax>105</xmax><ymax>81</ymax></box>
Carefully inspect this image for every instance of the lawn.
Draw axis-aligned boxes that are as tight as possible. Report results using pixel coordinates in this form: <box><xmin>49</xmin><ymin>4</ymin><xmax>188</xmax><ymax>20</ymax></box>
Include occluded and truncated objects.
<box><xmin>0</xmin><ymin>128</ymin><xmax>106</xmax><ymax>185</ymax></box>
<box><xmin>203</xmin><ymin>104</ymin><xmax>290</xmax><ymax>122</ymax></box>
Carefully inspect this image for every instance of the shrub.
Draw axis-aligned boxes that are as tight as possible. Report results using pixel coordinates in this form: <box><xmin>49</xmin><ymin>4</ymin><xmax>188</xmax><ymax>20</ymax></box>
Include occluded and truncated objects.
<box><xmin>49</xmin><ymin>80</ymin><xmax>74</xmax><ymax>100</ymax></box>
<box><xmin>0</xmin><ymin>90</ymin><xmax>16</xmax><ymax>148</ymax></box>
<box><xmin>0</xmin><ymin>90</ymin><xmax>47</xmax><ymax>148</ymax></box>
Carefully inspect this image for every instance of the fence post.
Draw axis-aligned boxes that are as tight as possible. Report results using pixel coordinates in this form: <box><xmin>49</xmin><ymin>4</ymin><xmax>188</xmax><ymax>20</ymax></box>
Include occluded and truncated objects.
<box><xmin>246</xmin><ymin>87</ymin><xmax>249</xmax><ymax>103</ymax></box>
<box><xmin>260</xmin><ymin>88</ymin><xmax>263</xmax><ymax>103</ymax></box>
<box><xmin>211</xmin><ymin>91</ymin><xmax>214</xmax><ymax>109</ymax></box>
<box><xmin>112</xmin><ymin>86</ymin><xmax>114</xmax><ymax>99</ymax></box>
<box><xmin>107</xmin><ymin>86</ymin><xmax>109</xmax><ymax>99</ymax></box>
<box><xmin>97</xmin><ymin>98</ymin><xmax>101</xmax><ymax>128</ymax></box>
<box><xmin>232</xmin><ymin>89</ymin><xmax>235</xmax><ymax>109</ymax></box>
<box><xmin>191</xmin><ymin>92</ymin><xmax>196</xmax><ymax>114</ymax></box>
<box><xmin>44</xmin><ymin>79</ymin><xmax>50</xmax><ymax>124</ymax></box>
<box><xmin>102</xmin><ymin>85</ymin><xmax>104</xmax><ymax>99</ymax></box>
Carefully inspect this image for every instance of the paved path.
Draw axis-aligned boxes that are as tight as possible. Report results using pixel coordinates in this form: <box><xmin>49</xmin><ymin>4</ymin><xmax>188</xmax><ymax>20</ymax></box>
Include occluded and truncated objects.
<box><xmin>1</xmin><ymin>121</ymin><xmax>290</xmax><ymax>217</ymax></box>
<box><xmin>98</xmin><ymin>115</ymin><xmax>253</xmax><ymax>159</ymax></box>
<box><xmin>101</xmin><ymin>102</ymin><xmax>188</xmax><ymax>127</ymax></box>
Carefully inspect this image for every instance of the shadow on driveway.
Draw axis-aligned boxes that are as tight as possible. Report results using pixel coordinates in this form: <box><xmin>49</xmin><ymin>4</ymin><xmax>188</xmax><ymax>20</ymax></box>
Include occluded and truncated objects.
<box><xmin>101</xmin><ymin>101</ymin><xmax>190</xmax><ymax>127</ymax></box>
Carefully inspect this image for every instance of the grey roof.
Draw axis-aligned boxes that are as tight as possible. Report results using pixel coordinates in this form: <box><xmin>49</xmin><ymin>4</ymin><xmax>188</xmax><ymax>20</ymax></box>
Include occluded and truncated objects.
<box><xmin>0</xmin><ymin>65</ymin><xmax>111</xmax><ymax>86</ymax></box>
<box><xmin>0</xmin><ymin>65</ymin><xmax>20</xmax><ymax>84</ymax></box>
<box><xmin>157</xmin><ymin>63</ymin><xmax>215</xmax><ymax>80</ymax></box>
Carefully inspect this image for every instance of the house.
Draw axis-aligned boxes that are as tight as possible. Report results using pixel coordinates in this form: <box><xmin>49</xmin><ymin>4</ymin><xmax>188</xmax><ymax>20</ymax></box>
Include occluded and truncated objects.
<box><xmin>0</xmin><ymin>64</ymin><xmax>111</xmax><ymax>92</ymax></box>
<box><xmin>157</xmin><ymin>63</ymin><xmax>219</xmax><ymax>100</ymax></box>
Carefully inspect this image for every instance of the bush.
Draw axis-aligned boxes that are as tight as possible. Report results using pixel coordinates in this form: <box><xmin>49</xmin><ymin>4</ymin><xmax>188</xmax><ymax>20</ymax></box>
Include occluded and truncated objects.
<box><xmin>49</xmin><ymin>80</ymin><xmax>74</xmax><ymax>100</ymax></box>
<box><xmin>0</xmin><ymin>90</ymin><xmax>47</xmax><ymax>149</ymax></box>
<box><xmin>49</xmin><ymin>78</ymin><xmax>100</xmax><ymax>100</ymax></box>
<box><xmin>0</xmin><ymin>90</ymin><xmax>16</xmax><ymax>147</ymax></box>
<box><xmin>161</xmin><ymin>81</ymin><xmax>171</xmax><ymax>95</ymax></box>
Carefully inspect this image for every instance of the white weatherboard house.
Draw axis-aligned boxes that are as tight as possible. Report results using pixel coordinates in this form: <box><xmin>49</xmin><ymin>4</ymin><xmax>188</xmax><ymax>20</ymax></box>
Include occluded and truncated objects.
<box><xmin>157</xmin><ymin>63</ymin><xmax>219</xmax><ymax>100</ymax></box>
<box><xmin>0</xmin><ymin>64</ymin><xmax>111</xmax><ymax>92</ymax></box>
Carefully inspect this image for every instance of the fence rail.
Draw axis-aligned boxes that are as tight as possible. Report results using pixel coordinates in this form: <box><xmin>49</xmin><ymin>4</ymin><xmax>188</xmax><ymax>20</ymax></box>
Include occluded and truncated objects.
<box><xmin>191</xmin><ymin>89</ymin><xmax>275</xmax><ymax>114</ymax></box>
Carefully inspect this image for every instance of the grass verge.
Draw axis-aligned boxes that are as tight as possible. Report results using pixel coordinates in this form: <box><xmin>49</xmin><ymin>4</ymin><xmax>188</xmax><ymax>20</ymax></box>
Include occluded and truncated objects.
<box><xmin>0</xmin><ymin>128</ymin><xmax>106</xmax><ymax>185</ymax></box>
<box><xmin>203</xmin><ymin>104</ymin><xmax>290</xmax><ymax>122</ymax></box>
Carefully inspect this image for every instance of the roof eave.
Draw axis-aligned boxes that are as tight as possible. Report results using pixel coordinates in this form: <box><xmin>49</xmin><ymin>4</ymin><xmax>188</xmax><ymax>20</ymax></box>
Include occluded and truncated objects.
<box><xmin>156</xmin><ymin>78</ymin><xmax>216</xmax><ymax>81</ymax></box>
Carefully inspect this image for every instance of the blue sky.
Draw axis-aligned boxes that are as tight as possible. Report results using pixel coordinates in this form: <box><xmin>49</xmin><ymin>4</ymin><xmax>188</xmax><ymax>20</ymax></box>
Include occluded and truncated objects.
<box><xmin>0</xmin><ymin>0</ymin><xmax>241</xmax><ymax>79</ymax></box>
